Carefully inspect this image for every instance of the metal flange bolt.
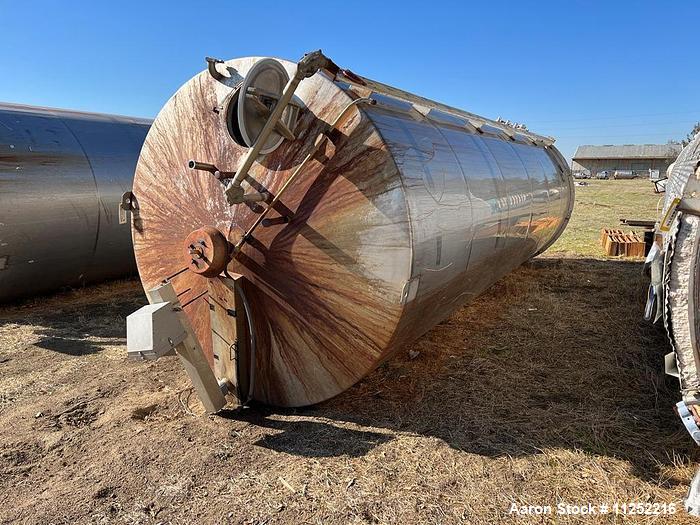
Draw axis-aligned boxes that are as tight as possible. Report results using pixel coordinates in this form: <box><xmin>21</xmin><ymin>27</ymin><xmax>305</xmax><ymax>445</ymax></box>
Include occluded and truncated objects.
<box><xmin>183</xmin><ymin>226</ymin><xmax>231</xmax><ymax>278</ymax></box>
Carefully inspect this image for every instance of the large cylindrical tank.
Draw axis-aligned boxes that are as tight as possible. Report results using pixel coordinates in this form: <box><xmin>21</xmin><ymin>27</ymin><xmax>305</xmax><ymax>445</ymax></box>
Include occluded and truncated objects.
<box><xmin>132</xmin><ymin>56</ymin><xmax>574</xmax><ymax>407</ymax></box>
<box><xmin>0</xmin><ymin>103</ymin><xmax>151</xmax><ymax>301</ymax></box>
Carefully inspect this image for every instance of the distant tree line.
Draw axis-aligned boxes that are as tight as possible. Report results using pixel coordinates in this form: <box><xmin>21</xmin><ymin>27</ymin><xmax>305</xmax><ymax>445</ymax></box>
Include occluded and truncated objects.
<box><xmin>681</xmin><ymin>122</ymin><xmax>700</xmax><ymax>146</ymax></box>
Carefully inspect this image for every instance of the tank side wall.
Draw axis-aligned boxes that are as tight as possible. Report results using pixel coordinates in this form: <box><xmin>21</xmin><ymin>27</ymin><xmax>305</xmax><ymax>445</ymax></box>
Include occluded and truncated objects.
<box><xmin>480</xmin><ymin>136</ymin><xmax>535</xmax><ymax>260</ymax></box>
<box><xmin>0</xmin><ymin>108</ymin><xmax>98</xmax><ymax>300</ymax></box>
<box><xmin>363</xmin><ymin>104</ymin><xmax>472</xmax><ymax>301</ymax></box>
<box><xmin>512</xmin><ymin>143</ymin><xmax>565</xmax><ymax>251</ymax></box>
<box><xmin>532</xmin><ymin>146</ymin><xmax>574</xmax><ymax>254</ymax></box>
<box><xmin>0</xmin><ymin>106</ymin><xmax>150</xmax><ymax>302</ymax></box>
<box><xmin>364</xmin><ymin>105</ymin><xmax>572</xmax><ymax>357</ymax></box>
<box><xmin>62</xmin><ymin>116</ymin><xmax>149</xmax><ymax>280</ymax></box>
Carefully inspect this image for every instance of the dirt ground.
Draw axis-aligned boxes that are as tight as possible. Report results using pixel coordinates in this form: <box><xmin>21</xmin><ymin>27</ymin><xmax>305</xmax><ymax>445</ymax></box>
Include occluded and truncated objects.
<box><xmin>2</xmin><ymin>180</ymin><xmax>699</xmax><ymax>524</ymax></box>
<box><xmin>1</xmin><ymin>257</ymin><xmax>697</xmax><ymax>524</ymax></box>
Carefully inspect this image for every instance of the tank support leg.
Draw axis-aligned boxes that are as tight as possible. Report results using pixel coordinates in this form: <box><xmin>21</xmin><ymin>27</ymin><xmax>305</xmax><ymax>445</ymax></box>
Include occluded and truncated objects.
<box><xmin>207</xmin><ymin>274</ymin><xmax>250</xmax><ymax>406</ymax></box>
<box><xmin>127</xmin><ymin>282</ymin><xmax>227</xmax><ymax>413</ymax></box>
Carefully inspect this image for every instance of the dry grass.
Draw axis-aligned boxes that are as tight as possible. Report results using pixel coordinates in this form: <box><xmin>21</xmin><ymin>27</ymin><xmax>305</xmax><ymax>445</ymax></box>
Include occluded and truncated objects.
<box><xmin>550</xmin><ymin>179</ymin><xmax>662</xmax><ymax>257</ymax></box>
<box><xmin>1</xmin><ymin>180</ymin><xmax>698</xmax><ymax>524</ymax></box>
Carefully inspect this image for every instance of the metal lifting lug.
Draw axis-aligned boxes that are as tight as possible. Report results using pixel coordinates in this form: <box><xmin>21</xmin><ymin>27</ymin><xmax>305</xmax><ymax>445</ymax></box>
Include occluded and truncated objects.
<box><xmin>206</xmin><ymin>57</ymin><xmax>226</xmax><ymax>81</ymax></box>
<box><xmin>296</xmin><ymin>50</ymin><xmax>339</xmax><ymax>79</ymax></box>
<box><xmin>119</xmin><ymin>191</ymin><xmax>136</xmax><ymax>225</ymax></box>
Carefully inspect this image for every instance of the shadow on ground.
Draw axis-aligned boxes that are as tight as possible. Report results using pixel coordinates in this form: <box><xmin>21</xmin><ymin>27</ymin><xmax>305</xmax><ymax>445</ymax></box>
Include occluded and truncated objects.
<box><xmin>220</xmin><ymin>408</ymin><xmax>393</xmax><ymax>457</ymax></box>
<box><xmin>223</xmin><ymin>257</ymin><xmax>696</xmax><ymax>484</ymax></box>
<box><xmin>0</xmin><ymin>282</ymin><xmax>144</xmax><ymax>356</ymax></box>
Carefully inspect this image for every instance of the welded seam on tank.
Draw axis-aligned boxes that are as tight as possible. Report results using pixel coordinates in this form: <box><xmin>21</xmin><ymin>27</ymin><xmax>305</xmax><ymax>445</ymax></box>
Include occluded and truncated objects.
<box><xmin>391</xmin><ymin>117</ymin><xmax>451</xmax><ymax>271</ymax></box>
<box><xmin>422</xmin><ymin>118</ymin><xmax>477</xmax><ymax>275</ymax></box>
<box><xmin>532</xmin><ymin>147</ymin><xmax>575</xmax><ymax>256</ymax></box>
<box><xmin>473</xmin><ymin>137</ymin><xmax>511</xmax><ymax>250</ymax></box>
<box><xmin>59</xmin><ymin>118</ymin><xmax>101</xmax><ymax>258</ymax></box>
<box><xmin>358</xmin><ymin>104</ymin><xmax>416</xmax><ymax>291</ymax></box>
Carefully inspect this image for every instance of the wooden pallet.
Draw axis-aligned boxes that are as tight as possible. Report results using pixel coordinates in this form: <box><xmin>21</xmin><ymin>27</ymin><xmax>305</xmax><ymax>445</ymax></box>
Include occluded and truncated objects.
<box><xmin>600</xmin><ymin>228</ymin><xmax>646</xmax><ymax>257</ymax></box>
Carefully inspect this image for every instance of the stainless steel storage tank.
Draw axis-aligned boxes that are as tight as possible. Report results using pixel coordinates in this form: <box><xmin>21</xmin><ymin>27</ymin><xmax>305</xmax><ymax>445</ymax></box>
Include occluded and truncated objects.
<box><xmin>0</xmin><ymin>103</ymin><xmax>151</xmax><ymax>301</ymax></box>
<box><xmin>131</xmin><ymin>54</ymin><xmax>574</xmax><ymax>407</ymax></box>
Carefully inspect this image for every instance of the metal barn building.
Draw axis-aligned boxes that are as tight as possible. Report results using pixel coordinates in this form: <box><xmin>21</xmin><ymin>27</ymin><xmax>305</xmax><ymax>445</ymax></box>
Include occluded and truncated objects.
<box><xmin>571</xmin><ymin>143</ymin><xmax>682</xmax><ymax>178</ymax></box>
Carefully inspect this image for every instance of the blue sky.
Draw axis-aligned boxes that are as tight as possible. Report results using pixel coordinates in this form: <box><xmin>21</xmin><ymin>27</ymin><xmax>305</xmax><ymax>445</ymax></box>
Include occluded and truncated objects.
<box><xmin>0</xmin><ymin>1</ymin><xmax>695</xmax><ymax>160</ymax></box>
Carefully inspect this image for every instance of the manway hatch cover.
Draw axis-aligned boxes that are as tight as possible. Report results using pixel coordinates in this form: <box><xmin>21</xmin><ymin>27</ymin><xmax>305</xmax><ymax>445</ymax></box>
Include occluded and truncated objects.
<box><xmin>236</xmin><ymin>58</ymin><xmax>298</xmax><ymax>154</ymax></box>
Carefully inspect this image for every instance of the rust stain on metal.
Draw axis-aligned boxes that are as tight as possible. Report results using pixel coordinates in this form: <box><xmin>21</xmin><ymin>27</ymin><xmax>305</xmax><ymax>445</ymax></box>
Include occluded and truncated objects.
<box><xmin>183</xmin><ymin>226</ymin><xmax>230</xmax><ymax>277</ymax></box>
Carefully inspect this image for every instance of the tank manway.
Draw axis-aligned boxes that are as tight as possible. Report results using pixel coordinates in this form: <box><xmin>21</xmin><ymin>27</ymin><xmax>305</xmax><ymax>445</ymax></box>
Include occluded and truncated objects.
<box><xmin>125</xmin><ymin>50</ymin><xmax>574</xmax><ymax>411</ymax></box>
<box><xmin>0</xmin><ymin>103</ymin><xmax>151</xmax><ymax>302</ymax></box>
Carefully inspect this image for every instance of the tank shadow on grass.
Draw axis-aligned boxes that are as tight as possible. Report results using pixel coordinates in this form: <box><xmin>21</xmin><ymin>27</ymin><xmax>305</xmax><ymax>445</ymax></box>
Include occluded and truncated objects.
<box><xmin>0</xmin><ymin>289</ymin><xmax>144</xmax><ymax>356</ymax></box>
<box><xmin>219</xmin><ymin>407</ymin><xmax>393</xmax><ymax>458</ymax></box>
<box><xmin>223</xmin><ymin>257</ymin><xmax>698</xmax><ymax>484</ymax></box>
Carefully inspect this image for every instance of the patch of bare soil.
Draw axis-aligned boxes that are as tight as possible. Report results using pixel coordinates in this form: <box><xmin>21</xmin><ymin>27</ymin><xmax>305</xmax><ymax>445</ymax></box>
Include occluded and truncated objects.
<box><xmin>0</xmin><ymin>260</ymin><xmax>697</xmax><ymax>524</ymax></box>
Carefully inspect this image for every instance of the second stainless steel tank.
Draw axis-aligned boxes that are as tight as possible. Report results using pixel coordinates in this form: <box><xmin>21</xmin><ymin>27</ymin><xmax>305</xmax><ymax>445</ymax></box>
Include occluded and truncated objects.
<box><xmin>0</xmin><ymin>103</ymin><xmax>151</xmax><ymax>301</ymax></box>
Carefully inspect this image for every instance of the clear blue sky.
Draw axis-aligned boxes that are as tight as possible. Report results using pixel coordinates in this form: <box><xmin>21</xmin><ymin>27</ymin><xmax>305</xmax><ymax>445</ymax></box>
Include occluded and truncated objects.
<box><xmin>0</xmin><ymin>1</ymin><xmax>696</xmax><ymax>160</ymax></box>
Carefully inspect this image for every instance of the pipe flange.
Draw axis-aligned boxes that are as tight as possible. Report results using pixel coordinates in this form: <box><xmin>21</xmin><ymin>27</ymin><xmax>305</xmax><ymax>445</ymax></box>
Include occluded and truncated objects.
<box><xmin>184</xmin><ymin>226</ymin><xmax>230</xmax><ymax>277</ymax></box>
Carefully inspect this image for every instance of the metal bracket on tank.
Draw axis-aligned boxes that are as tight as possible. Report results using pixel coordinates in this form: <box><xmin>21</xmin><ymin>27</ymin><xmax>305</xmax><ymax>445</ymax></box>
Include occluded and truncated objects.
<box><xmin>229</xmin><ymin>96</ymin><xmax>375</xmax><ymax>258</ymax></box>
<box><xmin>207</xmin><ymin>274</ymin><xmax>254</xmax><ymax>406</ymax></box>
<box><xmin>675</xmin><ymin>163</ymin><xmax>700</xmax><ymax>217</ymax></box>
<box><xmin>126</xmin><ymin>281</ymin><xmax>228</xmax><ymax>413</ymax></box>
<box><xmin>665</xmin><ymin>352</ymin><xmax>680</xmax><ymax>378</ymax></box>
<box><xmin>206</xmin><ymin>57</ymin><xmax>228</xmax><ymax>82</ymax></box>
<box><xmin>399</xmin><ymin>276</ymin><xmax>420</xmax><ymax>305</ymax></box>
<box><xmin>659</xmin><ymin>197</ymin><xmax>681</xmax><ymax>232</ymax></box>
<box><xmin>126</xmin><ymin>274</ymin><xmax>256</xmax><ymax>411</ymax></box>
<box><xmin>119</xmin><ymin>191</ymin><xmax>136</xmax><ymax>225</ymax></box>
<box><xmin>677</xmin><ymin>401</ymin><xmax>700</xmax><ymax>445</ymax></box>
